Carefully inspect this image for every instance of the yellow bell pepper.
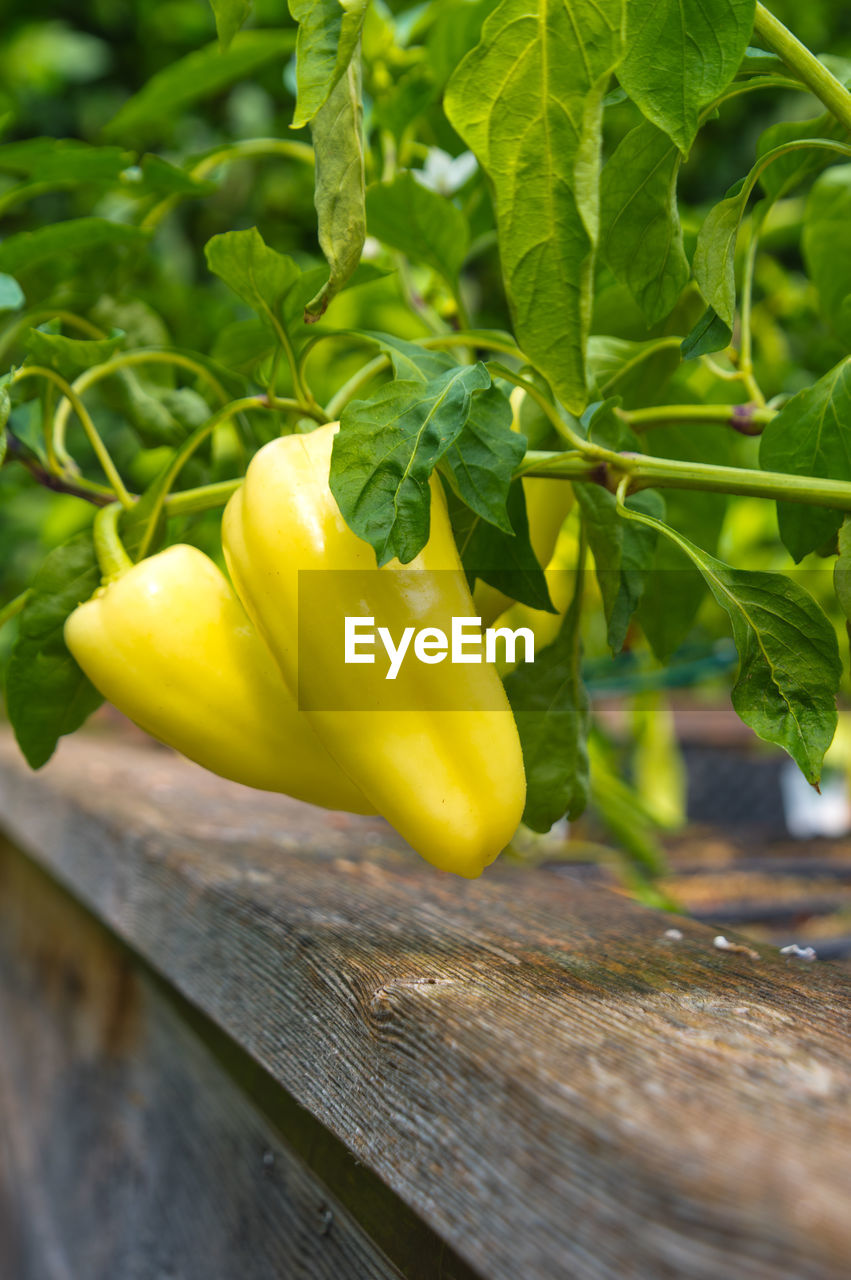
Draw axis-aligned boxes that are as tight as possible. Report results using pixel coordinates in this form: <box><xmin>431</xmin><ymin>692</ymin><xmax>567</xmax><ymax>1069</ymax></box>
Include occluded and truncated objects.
<box><xmin>64</xmin><ymin>540</ymin><xmax>372</xmax><ymax>814</ymax></box>
<box><xmin>222</xmin><ymin>422</ymin><xmax>526</xmax><ymax>877</ymax></box>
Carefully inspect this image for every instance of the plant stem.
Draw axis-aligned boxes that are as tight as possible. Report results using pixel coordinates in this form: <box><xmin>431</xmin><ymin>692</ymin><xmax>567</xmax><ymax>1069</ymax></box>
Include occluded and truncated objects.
<box><xmin>738</xmin><ymin>223</ymin><xmax>766</xmax><ymax>406</ymax></box>
<box><xmin>93</xmin><ymin>503</ymin><xmax>134</xmax><ymax>582</ymax></box>
<box><xmin>0</xmin><ymin>589</ymin><xmax>31</xmax><ymax>632</ymax></box>
<box><xmin>135</xmin><ymin>395</ymin><xmax>266</xmax><ymax>561</ymax></box>
<box><xmin>622</xmin><ymin>403</ymin><xmax>775</xmax><ymax>433</ymax></box>
<box><xmin>526</xmin><ymin>447</ymin><xmax>851</xmax><ymax>512</ymax></box>
<box><xmin>753</xmin><ymin>3</ymin><xmax>851</xmax><ymax>132</ymax></box>
<box><xmin>51</xmin><ymin>348</ymin><xmax>232</xmax><ymax>463</ymax></box>
<box><xmin>12</xmin><ymin>367</ymin><xmax>133</xmax><ymax>506</ymax></box>
<box><xmin>326</xmin><ymin>356</ymin><xmax>389</xmax><ymax>418</ymax></box>
<box><xmin>418</xmin><ymin>331</ymin><xmax>523</xmax><ymax>360</ymax></box>
<box><xmin>165</xmin><ymin>479</ymin><xmax>241</xmax><ymax>517</ymax></box>
<box><xmin>3</xmin><ymin>431</ymin><xmax>115</xmax><ymax>504</ymax></box>
<box><xmin>487</xmin><ymin>363</ymin><xmax>591</xmax><ymax>452</ymax></box>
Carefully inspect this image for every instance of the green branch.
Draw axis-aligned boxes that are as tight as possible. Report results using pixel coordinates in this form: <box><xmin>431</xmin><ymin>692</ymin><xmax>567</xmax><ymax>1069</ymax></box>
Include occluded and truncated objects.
<box><xmin>525</xmin><ymin>447</ymin><xmax>851</xmax><ymax>513</ymax></box>
<box><xmin>753</xmin><ymin>4</ymin><xmax>851</xmax><ymax>132</ymax></box>
<box><xmin>622</xmin><ymin>403</ymin><xmax>775</xmax><ymax>434</ymax></box>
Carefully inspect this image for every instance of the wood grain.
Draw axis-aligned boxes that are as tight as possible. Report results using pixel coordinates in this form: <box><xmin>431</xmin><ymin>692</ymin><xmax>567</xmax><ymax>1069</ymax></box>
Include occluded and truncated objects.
<box><xmin>1</xmin><ymin>731</ymin><xmax>850</xmax><ymax>1279</ymax></box>
<box><xmin>0</xmin><ymin>839</ymin><xmax>404</xmax><ymax>1280</ymax></box>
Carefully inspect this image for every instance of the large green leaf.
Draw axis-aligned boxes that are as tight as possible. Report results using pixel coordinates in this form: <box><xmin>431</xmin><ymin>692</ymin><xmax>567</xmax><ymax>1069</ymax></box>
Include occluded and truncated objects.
<box><xmin>587</xmin><ymin>335</ymin><xmax>681</xmax><ymax>408</ymax></box>
<box><xmin>289</xmin><ymin>0</ymin><xmax>368</xmax><ymax>127</ymax></box>
<box><xmin>305</xmin><ymin>57</ymin><xmax>366</xmax><ymax>320</ymax></box>
<box><xmin>577</xmin><ymin>485</ymin><xmax>664</xmax><ymax>652</ymax></box>
<box><xmin>445</xmin><ymin>480</ymin><xmax>554</xmax><ymax>612</ymax></box>
<box><xmin>574</xmin><ymin>399</ymin><xmax>665</xmax><ymax>651</ymax></box>
<box><xmin>205</xmin><ymin>226</ymin><xmax>301</xmax><ymax>341</ymax></box>
<box><xmin>361</xmin><ymin>332</ymin><xmax>459</xmax><ymax>382</ymax></box>
<box><xmin>105</xmin><ymin>31</ymin><xmax>295</xmax><ymax>142</ymax></box>
<box><xmin>439</xmin><ymin>384</ymin><xmax>525</xmax><ymax>534</ymax></box>
<box><xmin>445</xmin><ymin>0</ymin><xmax>623</xmax><ymax>415</ymax></box>
<box><xmin>620</xmin><ymin>508</ymin><xmax>841</xmax><ymax>785</ymax></box>
<box><xmin>25</xmin><ymin>328</ymin><xmax>126</xmax><ymax>380</ymax></box>
<box><xmin>619</xmin><ymin>0</ymin><xmax>755</xmax><ymax>154</ymax></box>
<box><xmin>331</xmin><ymin>363</ymin><xmax>492</xmax><ymax>565</ymax></box>
<box><xmin>366</xmin><ymin>172</ymin><xmax>470</xmax><ymax>285</ymax></box>
<box><xmin>802</xmin><ymin>165</ymin><xmax>851</xmax><ymax>350</ymax></box>
<box><xmin>0</xmin><ymin>138</ymin><xmax>132</xmax><ymax>182</ymax></box>
<box><xmin>599</xmin><ymin>120</ymin><xmax>689</xmax><ymax>325</ymax></box>
<box><xmin>759</xmin><ymin>357</ymin><xmax>851</xmax><ymax>563</ymax></box>
<box><xmin>0</xmin><ymin>218</ymin><xmax>148</xmax><ymax>275</ymax></box>
<box><xmin>5</xmin><ymin>531</ymin><xmax>104</xmax><ymax>769</ymax></box>
<box><xmin>505</xmin><ymin>571</ymin><xmax>590</xmax><ymax>831</ymax></box>
<box><xmin>210</xmin><ymin>0</ymin><xmax>253</xmax><ymax>49</ymax></box>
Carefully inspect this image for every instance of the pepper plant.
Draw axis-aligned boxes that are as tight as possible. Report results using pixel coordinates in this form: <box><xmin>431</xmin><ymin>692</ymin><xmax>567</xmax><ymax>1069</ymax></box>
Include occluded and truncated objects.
<box><xmin>1</xmin><ymin>0</ymin><xmax>850</xmax><ymax>871</ymax></box>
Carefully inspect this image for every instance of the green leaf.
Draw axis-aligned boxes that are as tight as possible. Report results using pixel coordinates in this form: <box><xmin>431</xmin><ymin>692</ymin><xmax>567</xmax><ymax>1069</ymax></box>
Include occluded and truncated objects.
<box><xmin>599</xmin><ymin>120</ymin><xmax>689</xmax><ymax>325</ymax></box>
<box><xmin>205</xmin><ymin>225</ymin><xmax>300</xmax><ymax>337</ymax></box>
<box><xmin>445</xmin><ymin>479</ymin><xmax>555</xmax><ymax>612</ymax></box>
<box><xmin>104</xmin><ymin>31</ymin><xmax>295</xmax><ymax>143</ymax></box>
<box><xmin>757</xmin><ymin>112</ymin><xmax>846</xmax><ymax>200</ymax></box>
<box><xmin>577</xmin><ymin>484</ymin><xmax>664</xmax><ymax>652</ymax></box>
<box><xmin>331</xmin><ymin>363</ymin><xmax>492</xmax><ymax>565</ymax></box>
<box><xmin>439</xmin><ymin>384</ymin><xmax>525</xmax><ymax>534</ymax></box>
<box><xmin>361</xmin><ymin>331</ymin><xmax>459</xmax><ymax>382</ymax></box>
<box><xmin>619</xmin><ymin>0</ymin><xmax>756</xmax><ymax>154</ymax></box>
<box><xmin>587</xmin><ymin>335</ymin><xmax>680</xmax><ymax>408</ymax></box>
<box><xmin>0</xmin><ymin>138</ymin><xmax>133</xmax><ymax>183</ymax></box>
<box><xmin>210</xmin><ymin>0</ymin><xmax>253</xmax><ymax>50</ymax></box>
<box><xmin>756</xmin><ymin>62</ymin><xmax>851</xmax><ymax>201</ymax></box>
<box><xmin>289</xmin><ymin>0</ymin><xmax>369</xmax><ymax>127</ymax></box>
<box><xmin>759</xmin><ymin>356</ymin><xmax>851</xmax><ymax>563</ymax></box>
<box><xmin>692</xmin><ymin>189</ymin><xmax>749</xmax><ymax>328</ymax></box>
<box><xmin>505</xmin><ymin>576</ymin><xmax>590</xmax><ymax>831</ymax></box>
<box><xmin>834</xmin><ymin>517</ymin><xmax>851</xmax><ymax>625</ymax></box>
<box><xmin>620</xmin><ymin>509</ymin><xmax>842</xmax><ymax>785</ymax></box>
<box><xmin>636</xmin><ymin>424</ymin><xmax>729</xmax><ymax>661</ymax></box>
<box><xmin>705</xmin><ymin>562</ymin><xmax>840</xmax><ymax>784</ymax></box>
<box><xmin>445</xmin><ymin>0</ymin><xmax>623</xmax><ymax>415</ymax></box>
<box><xmin>122</xmin><ymin>154</ymin><xmax>217</xmax><ymax>198</ymax></box>
<box><xmin>681</xmin><ymin>306</ymin><xmax>732</xmax><ymax>360</ymax></box>
<box><xmin>0</xmin><ymin>273</ymin><xmax>24</xmax><ymax>313</ymax></box>
<box><xmin>305</xmin><ymin>57</ymin><xmax>366</xmax><ymax>319</ymax></box>
<box><xmin>105</xmin><ymin>374</ymin><xmax>211</xmax><ymax>448</ymax></box>
<box><xmin>25</xmin><ymin>328</ymin><xmax>126</xmax><ymax>380</ymax></box>
<box><xmin>0</xmin><ymin>218</ymin><xmax>148</xmax><ymax>276</ymax></box>
<box><xmin>366</xmin><ymin>172</ymin><xmax>470</xmax><ymax>285</ymax></box>
<box><xmin>211</xmin><ymin>318</ymin><xmax>276</xmax><ymax>374</ymax></box>
<box><xmin>5</xmin><ymin>531</ymin><xmax>104</xmax><ymax>769</ymax></box>
<box><xmin>802</xmin><ymin>165</ymin><xmax>851</xmax><ymax>349</ymax></box>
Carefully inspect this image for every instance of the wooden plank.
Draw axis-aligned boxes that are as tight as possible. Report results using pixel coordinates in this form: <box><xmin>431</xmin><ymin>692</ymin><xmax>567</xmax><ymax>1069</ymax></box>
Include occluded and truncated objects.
<box><xmin>0</xmin><ymin>838</ymin><xmax>404</xmax><ymax>1280</ymax></box>
<box><xmin>1</xmin><ymin>730</ymin><xmax>850</xmax><ymax>1279</ymax></box>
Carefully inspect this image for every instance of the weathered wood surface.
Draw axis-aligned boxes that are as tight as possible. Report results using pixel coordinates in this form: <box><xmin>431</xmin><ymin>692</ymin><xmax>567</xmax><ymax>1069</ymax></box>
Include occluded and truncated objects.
<box><xmin>1</xmin><ymin>731</ymin><xmax>851</xmax><ymax>1279</ymax></box>
<box><xmin>0</xmin><ymin>840</ymin><xmax>404</xmax><ymax>1280</ymax></box>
